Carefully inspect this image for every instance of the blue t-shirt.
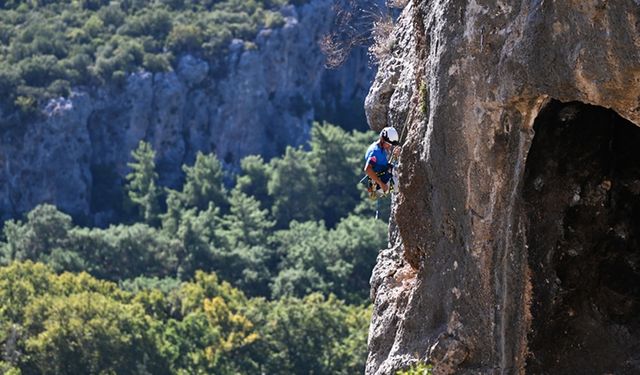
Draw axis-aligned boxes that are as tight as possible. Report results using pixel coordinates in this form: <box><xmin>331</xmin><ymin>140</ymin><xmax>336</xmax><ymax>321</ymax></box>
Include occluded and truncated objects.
<box><xmin>364</xmin><ymin>142</ymin><xmax>389</xmax><ymax>173</ymax></box>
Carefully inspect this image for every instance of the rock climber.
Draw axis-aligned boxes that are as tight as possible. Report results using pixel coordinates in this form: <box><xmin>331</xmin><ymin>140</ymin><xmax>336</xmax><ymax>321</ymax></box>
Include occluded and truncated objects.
<box><xmin>362</xmin><ymin>126</ymin><xmax>401</xmax><ymax>198</ymax></box>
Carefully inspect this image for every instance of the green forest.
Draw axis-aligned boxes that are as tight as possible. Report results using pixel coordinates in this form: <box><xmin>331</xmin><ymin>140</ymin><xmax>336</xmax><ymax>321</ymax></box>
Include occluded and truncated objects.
<box><xmin>0</xmin><ymin>0</ymin><xmax>303</xmax><ymax>120</ymax></box>
<box><xmin>0</xmin><ymin>122</ymin><xmax>391</xmax><ymax>374</ymax></box>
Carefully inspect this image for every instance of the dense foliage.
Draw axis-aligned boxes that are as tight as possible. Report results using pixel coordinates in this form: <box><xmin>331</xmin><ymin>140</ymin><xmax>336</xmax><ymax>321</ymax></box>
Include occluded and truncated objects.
<box><xmin>0</xmin><ymin>261</ymin><xmax>370</xmax><ymax>374</ymax></box>
<box><xmin>0</xmin><ymin>0</ymin><xmax>295</xmax><ymax>118</ymax></box>
<box><xmin>0</xmin><ymin>122</ymin><xmax>393</xmax><ymax>373</ymax></box>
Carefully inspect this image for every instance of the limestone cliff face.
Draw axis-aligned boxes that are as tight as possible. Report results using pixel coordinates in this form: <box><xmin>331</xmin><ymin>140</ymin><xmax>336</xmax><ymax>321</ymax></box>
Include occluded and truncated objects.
<box><xmin>366</xmin><ymin>1</ymin><xmax>640</xmax><ymax>374</ymax></box>
<box><xmin>0</xmin><ymin>0</ymin><xmax>375</xmax><ymax>223</ymax></box>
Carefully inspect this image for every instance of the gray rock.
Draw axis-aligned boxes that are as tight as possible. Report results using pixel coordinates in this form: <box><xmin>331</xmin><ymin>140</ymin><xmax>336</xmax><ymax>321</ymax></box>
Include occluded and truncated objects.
<box><xmin>177</xmin><ymin>55</ymin><xmax>209</xmax><ymax>86</ymax></box>
<box><xmin>366</xmin><ymin>0</ymin><xmax>640</xmax><ymax>374</ymax></box>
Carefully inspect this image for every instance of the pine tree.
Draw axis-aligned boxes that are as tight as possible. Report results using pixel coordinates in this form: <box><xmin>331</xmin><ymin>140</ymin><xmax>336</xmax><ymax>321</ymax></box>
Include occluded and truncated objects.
<box><xmin>182</xmin><ymin>152</ymin><xmax>228</xmax><ymax>212</ymax></box>
<box><xmin>236</xmin><ymin>155</ymin><xmax>272</xmax><ymax>209</ymax></box>
<box><xmin>309</xmin><ymin>122</ymin><xmax>362</xmax><ymax>227</ymax></box>
<box><xmin>218</xmin><ymin>189</ymin><xmax>274</xmax><ymax>248</ymax></box>
<box><xmin>125</xmin><ymin>141</ymin><xmax>162</xmax><ymax>226</ymax></box>
<box><xmin>268</xmin><ymin>146</ymin><xmax>319</xmax><ymax>227</ymax></box>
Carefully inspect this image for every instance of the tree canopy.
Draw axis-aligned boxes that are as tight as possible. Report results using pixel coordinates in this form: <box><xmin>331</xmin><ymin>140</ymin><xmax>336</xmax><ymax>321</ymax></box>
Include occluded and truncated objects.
<box><xmin>0</xmin><ymin>261</ymin><xmax>371</xmax><ymax>374</ymax></box>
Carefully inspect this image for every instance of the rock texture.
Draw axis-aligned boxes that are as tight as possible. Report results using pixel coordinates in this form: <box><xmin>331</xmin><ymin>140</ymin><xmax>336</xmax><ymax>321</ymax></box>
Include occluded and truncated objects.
<box><xmin>366</xmin><ymin>1</ymin><xmax>640</xmax><ymax>374</ymax></box>
<box><xmin>0</xmin><ymin>0</ymin><xmax>376</xmax><ymax>224</ymax></box>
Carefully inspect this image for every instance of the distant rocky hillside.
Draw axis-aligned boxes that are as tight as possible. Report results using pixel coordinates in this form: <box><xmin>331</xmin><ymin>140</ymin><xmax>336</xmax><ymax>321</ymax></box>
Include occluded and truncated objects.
<box><xmin>0</xmin><ymin>0</ymin><xmax>379</xmax><ymax>224</ymax></box>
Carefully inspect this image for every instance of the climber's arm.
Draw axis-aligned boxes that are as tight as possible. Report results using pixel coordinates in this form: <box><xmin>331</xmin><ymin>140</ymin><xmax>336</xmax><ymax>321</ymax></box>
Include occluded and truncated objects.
<box><xmin>365</xmin><ymin>164</ymin><xmax>388</xmax><ymax>193</ymax></box>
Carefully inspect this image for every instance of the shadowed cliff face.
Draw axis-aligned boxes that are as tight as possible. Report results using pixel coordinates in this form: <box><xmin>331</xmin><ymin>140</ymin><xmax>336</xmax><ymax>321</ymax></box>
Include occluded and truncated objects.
<box><xmin>0</xmin><ymin>0</ymin><xmax>378</xmax><ymax>225</ymax></box>
<box><xmin>365</xmin><ymin>0</ymin><xmax>640</xmax><ymax>374</ymax></box>
<box><xmin>524</xmin><ymin>101</ymin><xmax>640</xmax><ymax>374</ymax></box>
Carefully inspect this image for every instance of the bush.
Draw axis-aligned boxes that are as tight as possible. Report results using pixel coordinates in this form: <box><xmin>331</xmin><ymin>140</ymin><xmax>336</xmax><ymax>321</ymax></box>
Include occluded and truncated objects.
<box><xmin>83</xmin><ymin>14</ymin><xmax>105</xmax><ymax>38</ymax></box>
<box><xmin>143</xmin><ymin>53</ymin><xmax>171</xmax><ymax>73</ymax></box>
<box><xmin>60</xmin><ymin>53</ymin><xmax>92</xmax><ymax>83</ymax></box>
<box><xmin>111</xmin><ymin>69</ymin><xmax>127</xmax><ymax>86</ymax></box>
<box><xmin>159</xmin><ymin>0</ymin><xmax>184</xmax><ymax>11</ymax></box>
<box><xmin>98</xmin><ymin>4</ymin><xmax>126</xmax><ymax>28</ymax></box>
<box><xmin>14</xmin><ymin>95</ymin><xmax>38</xmax><ymax>114</ymax></box>
<box><xmin>77</xmin><ymin>0</ymin><xmax>110</xmax><ymax>11</ymax></box>
<box><xmin>8</xmin><ymin>19</ymin><xmax>69</xmax><ymax>60</ymax></box>
<box><xmin>0</xmin><ymin>65</ymin><xmax>22</xmax><ymax>96</ymax></box>
<box><xmin>396</xmin><ymin>363</ymin><xmax>433</xmax><ymax>375</ymax></box>
<box><xmin>369</xmin><ymin>14</ymin><xmax>395</xmax><ymax>65</ymax></box>
<box><xmin>263</xmin><ymin>10</ymin><xmax>285</xmax><ymax>29</ymax></box>
<box><xmin>46</xmin><ymin>79</ymin><xmax>71</xmax><ymax>97</ymax></box>
<box><xmin>121</xmin><ymin>8</ymin><xmax>172</xmax><ymax>39</ymax></box>
<box><xmin>92</xmin><ymin>38</ymin><xmax>143</xmax><ymax>80</ymax></box>
<box><xmin>166</xmin><ymin>24</ymin><xmax>204</xmax><ymax>54</ymax></box>
<box><xmin>18</xmin><ymin>54</ymin><xmax>64</xmax><ymax>86</ymax></box>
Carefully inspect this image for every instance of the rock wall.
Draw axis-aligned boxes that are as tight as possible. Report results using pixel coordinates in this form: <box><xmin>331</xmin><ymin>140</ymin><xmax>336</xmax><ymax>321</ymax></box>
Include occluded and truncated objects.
<box><xmin>0</xmin><ymin>0</ymin><xmax>376</xmax><ymax>224</ymax></box>
<box><xmin>366</xmin><ymin>1</ymin><xmax>640</xmax><ymax>374</ymax></box>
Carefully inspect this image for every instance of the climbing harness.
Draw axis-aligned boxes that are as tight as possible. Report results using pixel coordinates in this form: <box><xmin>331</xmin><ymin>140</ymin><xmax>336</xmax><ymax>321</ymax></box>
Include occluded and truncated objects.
<box><xmin>360</xmin><ymin>166</ymin><xmax>396</xmax><ymax>200</ymax></box>
<box><xmin>360</xmin><ymin>154</ymin><xmax>399</xmax><ymax>219</ymax></box>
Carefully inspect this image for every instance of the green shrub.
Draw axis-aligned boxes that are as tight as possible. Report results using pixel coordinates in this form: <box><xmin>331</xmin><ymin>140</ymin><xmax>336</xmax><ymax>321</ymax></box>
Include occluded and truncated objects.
<box><xmin>0</xmin><ymin>23</ymin><xmax>14</xmax><ymax>45</ymax></box>
<box><xmin>92</xmin><ymin>38</ymin><xmax>143</xmax><ymax>80</ymax></box>
<box><xmin>111</xmin><ymin>69</ymin><xmax>127</xmax><ymax>86</ymax></box>
<box><xmin>66</xmin><ymin>27</ymin><xmax>90</xmax><ymax>44</ymax></box>
<box><xmin>396</xmin><ymin>363</ymin><xmax>433</xmax><ymax>375</ymax></box>
<box><xmin>143</xmin><ymin>53</ymin><xmax>171</xmax><ymax>73</ymax></box>
<box><xmin>121</xmin><ymin>8</ymin><xmax>172</xmax><ymax>39</ymax></box>
<box><xmin>60</xmin><ymin>53</ymin><xmax>92</xmax><ymax>83</ymax></box>
<box><xmin>98</xmin><ymin>4</ymin><xmax>126</xmax><ymax>28</ymax></box>
<box><xmin>18</xmin><ymin>54</ymin><xmax>64</xmax><ymax>86</ymax></box>
<box><xmin>159</xmin><ymin>0</ymin><xmax>184</xmax><ymax>11</ymax></box>
<box><xmin>202</xmin><ymin>27</ymin><xmax>233</xmax><ymax>57</ymax></box>
<box><xmin>244</xmin><ymin>41</ymin><xmax>257</xmax><ymax>51</ymax></box>
<box><xmin>263</xmin><ymin>10</ymin><xmax>285</xmax><ymax>29</ymax></box>
<box><xmin>14</xmin><ymin>95</ymin><xmax>37</xmax><ymax>114</ymax></box>
<box><xmin>139</xmin><ymin>36</ymin><xmax>163</xmax><ymax>53</ymax></box>
<box><xmin>77</xmin><ymin>0</ymin><xmax>110</xmax><ymax>11</ymax></box>
<box><xmin>166</xmin><ymin>24</ymin><xmax>204</xmax><ymax>54</ymax></box>
<box><xmin>46</xmin><ymin>79</ymin><xmax>71</xmax><ymax>97</ymax></box>
<box><xmin>0</xmin><ymin>65</ymin><xmax>22</xmax><ymax>95</ymax></box>
<box><xmin>83</xmin><ymin>14</ymin><xmax>105</xmax><ymax>38</ymax></box>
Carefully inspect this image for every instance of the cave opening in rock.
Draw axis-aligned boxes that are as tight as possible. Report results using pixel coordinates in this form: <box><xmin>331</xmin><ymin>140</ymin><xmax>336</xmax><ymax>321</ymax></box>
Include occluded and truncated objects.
<box><xmin>523</xmin><ymin>100</ymin><xmax>640</xmax><ymax>374</ymax></box>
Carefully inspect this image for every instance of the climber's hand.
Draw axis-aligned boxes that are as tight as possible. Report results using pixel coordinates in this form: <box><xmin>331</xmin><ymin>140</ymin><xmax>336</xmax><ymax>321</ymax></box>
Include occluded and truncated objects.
<box><xmin>392</xmin><ymin>147</ymin><xmax>401</xmax><ymax>158</ymax></box>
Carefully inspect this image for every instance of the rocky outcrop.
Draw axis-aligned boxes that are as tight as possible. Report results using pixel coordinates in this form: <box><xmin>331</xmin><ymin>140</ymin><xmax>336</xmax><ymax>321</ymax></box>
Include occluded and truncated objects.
<box><xmin>0</xmin><ymin>0</ymin><xmax>376</xmax><ymax>224</ymax></box>
<box><xmin>366</xmin><ymin>1</ymin><xmax>640</xmax><ymax>374</ymax></box>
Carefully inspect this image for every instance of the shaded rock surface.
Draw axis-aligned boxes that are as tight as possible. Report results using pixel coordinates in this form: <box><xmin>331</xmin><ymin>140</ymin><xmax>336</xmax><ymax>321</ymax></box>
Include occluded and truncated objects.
<box><xmin>366</xmin><ymin>1</ymin><xmax>640</xmax><ymax>374</ymax></box>
<box><xmin>0</xmin><ymin>0</ymin><xmax>377</xmax><ymax>224</ymax></box>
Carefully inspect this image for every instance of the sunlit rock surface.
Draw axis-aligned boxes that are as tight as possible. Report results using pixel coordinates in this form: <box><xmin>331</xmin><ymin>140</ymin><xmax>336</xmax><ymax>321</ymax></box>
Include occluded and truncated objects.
<box><xmin>366</xmin><ymin>1</ymin><xmax>640</xmax><ymax>374</ymax></box>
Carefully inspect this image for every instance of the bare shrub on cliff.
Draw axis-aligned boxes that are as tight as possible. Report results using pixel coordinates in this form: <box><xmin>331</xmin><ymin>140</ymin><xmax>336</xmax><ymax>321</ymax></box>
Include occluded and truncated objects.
<box><xmin>387</xmin><ymin>0</ymin><xmax>409</xmax><ymax>9</ymax></box>
<box><xmin>368</xmin><ymin>14</ymin><xmax>395</xmax><ymax>65</ymax></box>
<box><xmin>320</xmin><ymin>0</ymin><xmax>396</xmax><ymax>68</ymax></box>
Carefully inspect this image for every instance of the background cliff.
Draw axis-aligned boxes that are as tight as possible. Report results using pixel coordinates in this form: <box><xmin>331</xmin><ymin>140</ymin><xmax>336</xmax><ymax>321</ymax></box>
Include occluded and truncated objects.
<box><xmin>366</xmin><ymin>1</ymin><xmax>640</xmax><ymax>374</ymax></box>
<box><xmin>0</xmin><ymin>0</ymin><xmax>377</xmax><ymax>224</ymax></box>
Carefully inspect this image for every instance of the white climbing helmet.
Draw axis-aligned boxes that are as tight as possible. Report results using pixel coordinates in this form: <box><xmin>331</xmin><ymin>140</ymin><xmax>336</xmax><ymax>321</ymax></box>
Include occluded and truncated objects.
<box><xmin>380</xmin><ymin>127</ymin><xmax>400</xmax><ymax>145</ymax></box>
